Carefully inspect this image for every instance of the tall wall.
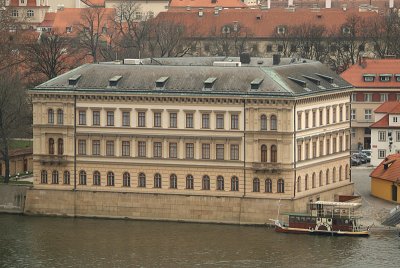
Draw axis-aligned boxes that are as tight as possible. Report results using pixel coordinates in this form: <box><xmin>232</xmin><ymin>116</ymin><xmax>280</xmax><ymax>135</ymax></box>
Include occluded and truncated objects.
<box><xmin>0</xmin><ymin>185</ymin><xmax>30</xmax><ymax>213</ymax></box>
<box><xmin>24</xmin><ymin>184</ymin><xmax>354</xmax><ymax>224</ymax></box>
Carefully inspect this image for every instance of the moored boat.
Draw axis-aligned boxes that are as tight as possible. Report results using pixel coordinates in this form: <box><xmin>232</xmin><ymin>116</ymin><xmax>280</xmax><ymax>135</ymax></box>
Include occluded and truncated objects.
<box><xmin>271</xmin><ymin>201</ymin><xmax>370</xmax><ymax>237</ymax></box>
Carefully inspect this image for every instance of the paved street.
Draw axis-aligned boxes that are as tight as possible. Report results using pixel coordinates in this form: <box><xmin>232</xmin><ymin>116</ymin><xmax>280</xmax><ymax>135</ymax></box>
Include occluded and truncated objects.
<box><xmin>352</xmin><ymin>166</ymin><xmax>397</xmax><ymax>228</ymax></box>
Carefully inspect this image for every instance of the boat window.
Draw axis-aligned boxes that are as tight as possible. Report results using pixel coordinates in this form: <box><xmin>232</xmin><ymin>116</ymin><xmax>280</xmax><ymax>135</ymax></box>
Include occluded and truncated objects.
<box><xmin>301</xmin><ymin>217</ymin><xmax>306</xmax><ymax>222</ymax></box>
<box><xmin>296</xmin><ymin>217</ymin><xmax>301</xmax><ymax>222</ymax></box>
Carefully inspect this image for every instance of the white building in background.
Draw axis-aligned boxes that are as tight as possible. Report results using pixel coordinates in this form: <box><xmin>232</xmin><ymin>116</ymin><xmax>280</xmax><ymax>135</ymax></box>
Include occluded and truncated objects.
<box><xmin>370</xmin><ymin>102</ymin><xmax>400</xmax><ymax>166</ymax></box>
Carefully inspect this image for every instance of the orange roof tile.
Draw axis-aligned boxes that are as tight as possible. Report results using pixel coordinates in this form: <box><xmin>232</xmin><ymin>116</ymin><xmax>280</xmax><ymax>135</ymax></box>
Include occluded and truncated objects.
<box><xmin>156</xmin><ymin>8</ymin><xmax>378</xmax><ymax>38</ymax></box>
<box><xmin>39</xmin><ymin>12</ymin><xmax>56</xmax><ymax>27</ymax></box>
<box><xmin>82</xmin><ymin>0</ymin><xmax>105</xmax><ymax>7</ymax></box>
<box><xmin>370</xmin><ymin>153</ymin><xmax>400</xmax><ymax>183</ymax></box>
<box><xmin>9</xmin><ymin>0</ymin><xmax>48</xmax><ymax>7</ymax></box>
<box><xmin>370</xmin><ymin>114</ymin><xmax>390</xmax><ymax>128</ymax></box>
<box><xmin>374</xmin><ymin>101</ymin><xmax>400</xmax><ymax>113</ymax></box>
<box><xmin>170</xmin><ymin>0</ymin><xmax>247</xmax><ymax>8</ymax></box>
<box><xmin>340</xmin><ymin>59</ymin><xmax>400</xmax><ymax>88</ymax></box>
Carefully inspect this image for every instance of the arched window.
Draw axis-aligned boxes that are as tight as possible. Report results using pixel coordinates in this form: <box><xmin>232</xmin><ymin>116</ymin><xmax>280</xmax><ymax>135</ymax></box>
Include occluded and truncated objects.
<box><xmin>305</xmin><ymin>174</ymin><xmax>309</xmax><ymax>190</ymax></box>
<box><xmin>49</xmin><ymin>138</ymin><xmax>54</xmax><ymax>155</ymax></box>
<box><xmin>277</xmin><ymin>179</ymin><xmax>284</xmax><ymax>193</ymax></box>
<box><xmin>270</xmin><ymin>115</ymin><xmax>277</xmax><ymax>130</ymax></box>
<box><xmin>41</xmin><ymin>170</ymin><xmax>47</xmax><ymax>184</ymax></box>
<box><xmin>57</xmin><ymin>109</ymin><xmax>63</xmax><ymax>125</ymax></box>
<box><xmin>312</xmin><ymin>173</ymin><xmax>316</xmax><ymax>188</ymax></box>
<box><xmin>265</xmin><ymin>178</ymin><xmax>272</xmax><ymax>193</ymax></box>
<box><xmin>57</xmin><ymin>138</ymin><xmax>63</xmax><ymax>155</ymax></box>
<box><xmin>231</xmin><ymin>176</ymin><xmax>239</xmax><ymax>191</ymax></box>
<box><xmin>345</xmin><ymin>164</ymin><xmax>350</xmax><ymax>180</ymax></box>
<box><xmin>123</xmin><ymin>172</ymin><xmax>130</xmax><ymax>187</ymax></box>
<box><xmin>297</xmin><ymin>176</ymin><xmax>301</xmax><ymax>192</ymax></box>
<box><xmin>253</xmin><ymin>178</ymin><xmax>260</xmax><ymax>192</ymax></box>
<box><xmin>48</xmin><ymin>109</ymin><xmax>54</xmax><ymax>124</ymax></box>
<box><xmin>339</xmin><ymin>166</ymin><xmax>343</xmax><ymax>181</ymax></box>
<box><xmin>107</xmin><ymin>172</ymin><xmax>115</xmax><ymax>186</ymax></box>
<box><xmin>261</xmin><ymin>145</ymin><xmax>267</xmax><ymax>162</ymax></box>
<box><xmin>332</xmin><ymin>167</ymin><xmax>336</xmax><ymax>183</ymax></box>
<box><xmin>138</xmin><ymin>173</ymin><xmax>146</xmax><ymax>187</ymax></box>
<box><xmin>260</xmin><ymin>114</ymin><xmax>267</xmax><ymax>130</ymax></box>
<box><xmin>154</xmin><ymin>173</ymin><xmax>162</xmax><ymax>188</ymax></box>
<box><xmin>93</xmin><ymin>171</ymin><xmax>101</xmax><ymax>186</ymax></box>
<box><xmin>79</xmin><ymin>170</ymin><xmax>86</xmax><ymax>185</ymax></box>
<box><xmin>326</xmin><ymin>169</ymin><xmax>330</xmax><ymax>185</ymax></box>
<box><xmin>271</xmin><ymin>145</ymin><xmax>277</xmax><ymax>162</ymax></box>
<box><xmin>202</xmin><ymin>175</ymin><xmax>210</xmax><ymax>190</ymax></box>
<box><xmin>51</xmin><ymin>170</ymin><xmax>59</xmax><ymax>184</ymax></box>
<box><xmin>27</xmin><ymin>10</ymin><xmax>34</xmax><ymax>17</ymax></box>
<box><xmin>170</xmin><ymin>174</ymin><xmax>177</xmax><ymax>189</ymax></box>
<box><xmin>186</xmin><ymin>175</ymin><xmax>194</xmax><ymax>189</ymax></box>
<box><xmin>216</xmin><ymin>176</ymin><xmax>224</xmax><ymax>190</ymax></box>
<box><xmin>63</xmin><ymin>171</ymin><xmax>70</xmax><ymax>185</ymax></box>
<box><xmin>319</xmin><ymin>171</ymin><xmax>323</xmax><ymax>187</ymax></box>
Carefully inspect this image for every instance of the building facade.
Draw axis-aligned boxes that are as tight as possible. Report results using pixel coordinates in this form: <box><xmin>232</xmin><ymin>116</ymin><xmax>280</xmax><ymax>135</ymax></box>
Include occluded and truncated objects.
<box><xmin>29</xmin><ymin>56</ymin><xmax>352</xmax><ymax>220</ymax></box>
<box><xmin>341</xmin><ymin>59</ymin><xmax>400</xmax><ymax>151</ymax></box>
<box><xmin>0</xmin><ymin>148</ymin><xmax>33</xmax><ymax>178</ymax></box>
<box><xmin>370</xmin><ymin>101</ymin><xmax>400</xmax><ymax>166</ymax></box>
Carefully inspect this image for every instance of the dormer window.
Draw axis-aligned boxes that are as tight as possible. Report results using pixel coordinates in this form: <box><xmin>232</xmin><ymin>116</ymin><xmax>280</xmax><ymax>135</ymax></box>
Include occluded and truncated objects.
<box><xmin>68</xmin><ymin>74</ymin><xmax>81</xmax><ymax>86</ymax></box>
<box><xmin>221</xmin><ymin>25</ymin><xmax>230</xmax><ymax>34</ymax></box>
<box><xmin>395</xmin><ymin>74</ymin><xmax>400</xmax><ymax>82</ymax></box>
<box><xmin>66</xmin><ymin>26</ymin><xmax>72</xmax><ymax>33</ymax></box>
<box><xmin>203</xmin><ymin>77</ymin><xmax>217</xmax><ymax>91</ymax></box>
<box><xmin>251</xmin><ymin>78</ymin><xmax>263</xmax><ymax>90</ymax></box>
<box><xmin>302</xmin><ymin>75</ymin><xmax>320</xmax><ymax>85</ymax></box>
<box><xmin>277</xmin><ymin>26</ymin><xmax>286</xmax><ymax>35</ymax></box>
<box><xmin>155</xmin><ymin>77</ymin><xmax>169</xmax><ymax>89</ymax></box>
<box><xmin>342</xmin><ymin>26</ymin><xmax>351</xmax><ymax>35</ymax></box>
<box><xmin>379</xmin><ymin>74</ymin><xmax>392</xmax><ymax>82</ymax></box>
<box><xmin>288</xmin><ymin>77</ymin><xmax>307</xmax><ymax>87</ymax></box>
<box><xmin>363</xmin><ymin>74</ymin><xmax>375</xmax><ymax>82</ymax></box>
<box><xmin>315</xmin><ymin>73</ymin><xmax>334</xmax><ymax>83</ymax></box>
<box><xmin>109</xmin><ymin>76</ymin><xmax>122</xmax><ymax>87</ymax></box>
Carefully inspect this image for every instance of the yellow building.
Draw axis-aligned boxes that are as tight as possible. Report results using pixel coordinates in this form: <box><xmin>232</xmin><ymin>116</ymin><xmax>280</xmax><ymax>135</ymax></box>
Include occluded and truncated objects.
<box><xmin>370</xmin><ymin>154</ymin><xmax>400</xmax><ymax>203</ymax></box>
<box><xmin>0</xmin><ymin>148</ymin><xmax>33</xmax><ymax>178</ymax></box>
<box><xmin>27</xmin><ymin>56</ymin><xmax>354</xmax><ymax>222</ymax></box>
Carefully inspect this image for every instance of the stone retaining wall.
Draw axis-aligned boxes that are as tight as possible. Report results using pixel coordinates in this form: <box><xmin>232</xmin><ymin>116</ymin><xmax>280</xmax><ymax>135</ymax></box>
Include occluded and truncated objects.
<box><xmin>24</xmin><ymin>184</ymin><xmax>354</xmax><ymax>224</ymax></box>
<box><xmin>0</xmin><ymin>185</ymin><xmax>30</xmax><ymax>213</ymax></box>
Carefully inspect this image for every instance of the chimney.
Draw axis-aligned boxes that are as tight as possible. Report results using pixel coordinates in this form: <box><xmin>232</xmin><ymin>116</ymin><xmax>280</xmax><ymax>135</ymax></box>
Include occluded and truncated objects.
<box><xmin>389</xmin><ymin>0</ymin><xmax>394</xmax><ymax>8</ymax></box>
<box><xmin>273</xmin><ymin>54</ymin><xmax>281</xmax><ymax>65</ymax></box>
<box><xmin>288</xmin><ymin>0</ymin><xmax>293</xmax><ymax>6</ymax></box>
<box><xmin>240</xmin><ymin>52</ymin><xmax>251</xmax><ymax>64</ymax></box>
<box><xmin>267</xmin><ymin>0</ymin><xmax>271</xmax><ymax>9</ymax></box>
<box><xmin>325</xmin><ymin>0</ymin><xmax>331</xmax><ymax>8</ymax></box>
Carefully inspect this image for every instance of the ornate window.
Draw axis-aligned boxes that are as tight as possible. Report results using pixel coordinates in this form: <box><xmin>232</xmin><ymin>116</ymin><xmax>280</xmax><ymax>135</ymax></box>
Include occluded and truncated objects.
<box><xmin>49</xmin><ymin>138</ymin><xmax>54</xmax><ymax>155</ymax></box>
<box><xmin>202</xmin><ymin>175</ymin><xmax>210</xmax><ymax>190</ymax></box>
<box><xmin>63</xmin><ymin>171</ymin><xmax>70</xmax><ymax>185</ymax></box>
<box><xmin>332</xmin><ymin>167</ymin><xmax>336</xmax><ymax>183</ymax></box>
<box><xmin>271</xmin><ymin>145</ymin><xmax>277</xmax><ymax>162</ymax></box>
<box><xmin>265</xmin><ymin>178</ymin><xmax>272</xmax><ymax>193</ymax></box>
<box><xmin>231</xmin><ymin>176</ymin><xmax>239</xmax><ymax>191</ymax></box>
<box><xmin>138</xmin><ymin>173</ymin><xmax>146</xmax><ymax>187</ymax></box>
<box><xmin>339</xmin><ymin>166</ymin><xmax>343</xmax><ymax>181</ymax></box>
<box><xmin>260</xmin><ymin>114</ymin><xmax>267</xmax><ymax>130</ymax></box>
<box><xmin>297</xmin><ymin>176</ymin><xmax>301</xmax><ymax>192</ymax></box>
<box><xmin>123</xmin><ymin>172</ymin><xmax>130</xmax><ymax>187</ymax></box>
<box><xmin>170</xmin><ymin>174</ymin><xmax>177</xmax><ymax>189</ymax></box>
<box><xmin>107</xmin><ymin>172</ymin><xmax>114</xmax><ymax>186</ymax></box>
<box><xmin>154</xmin><ymin>173</ymin><xmax>162</xmax><ymax>188</ymax></box>
<box><xmin>186</xmin><ymin>175</ymin><xmax>194</xmax><ymax>189</ymax></box>
<box><xmin>345</xmin><ymin>164</ymin><xmax>349</xmax><ymax>180</ymax></box>
<box><xmin>326</xmin><ymin>169</ymin><xmax>330</xmax><ymax>185</ymax></box>
<box><xmin>277</xmin><ymin>179</ymin><xmax>284</xmax><ymax>193</ymax></box>
<box><xmin>312</xmin><ymin>173</ymin><xmax>316</xmax><ymax>188</ymax></box>
<box><xmin>41</xmin><ymin>170</ymin><xmax>48</xmax><ymax>184</ymax></box>
<box><xmin>305</xmin><ymin>174</ymin><xmax>309</xmax><ymax>191</ymax></box>
<box><xmin>48</xmin><ymin>109</ymin><xmax>54</xmax><ymax>124</ymax></box>
<box><xmin>79</xmin><ymin>170</ymin><xmax>87</xmax><ymax>185</ymax></box>
<box><xmin>270</xmin><ymin>115</ymin><xmax>277</xmax><ymax>130</ymax></box>
<box><xmin>216</xmin><ymin>176</ymin><xmax>224</xmax><ymax>190</ymax></box>
<box><xmin>319</xmin><ymin>171</ymin><xmax>323</xmax><ymax>187</ymax></box>
<box><xmin>57</xmin><ymin>109</ymin><xmax>63</xmax><ymax>125</ymax></box>
<box><xmin>253</xmin><ymin>178</ymin><xmax>260</xmax><ymax>192</ymax></box>
<box><xmin>57</xmin><ymin>138</ymin><xmax>63</xmax><ymax>155</ymax></box>
<box><xmin>93</xmin><ymin>171</ymin><xmax>101</xmax><ymax>186</ymax></box>
<box><xmin>261</xmin><ymin>145</ymin><xmax>267</xmax><ymax>162</ymax></box>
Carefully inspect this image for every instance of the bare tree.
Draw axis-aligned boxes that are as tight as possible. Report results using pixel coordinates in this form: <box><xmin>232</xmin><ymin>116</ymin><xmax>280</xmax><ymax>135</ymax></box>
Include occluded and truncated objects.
<box><xmin>209</xmin><ymin>23</ymin><xmax>251</xmax><ymax>57</ymax></box>
<box><xmin>25</xmin><ymin>32</ymin><xmax>72</xmax><ymax>80</ymax></box>
<box><xmin>0</xmin><ymin>69</ymin><xmax>31</xmax><ymax>183</ymax></box>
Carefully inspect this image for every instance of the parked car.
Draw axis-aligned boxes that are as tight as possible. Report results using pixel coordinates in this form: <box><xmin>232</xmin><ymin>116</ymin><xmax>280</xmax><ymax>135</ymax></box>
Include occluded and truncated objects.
<box><xmin>361</xmin><ymin>149</ymin><xmax>371</xmax><ymax>162</ymax></box>
<box><xmin>352</xmin><ymin>153</ymin><xmax>367</xmax><ymax>164</ymax></box>
<box><xmin>351</xmin><ymin>156</ymin><xmax>361</xmax><ymax>166</ymax></box>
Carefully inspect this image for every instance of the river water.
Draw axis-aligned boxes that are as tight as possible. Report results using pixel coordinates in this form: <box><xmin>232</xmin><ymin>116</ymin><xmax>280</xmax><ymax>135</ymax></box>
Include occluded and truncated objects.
<box><xmin>0</xmin><ymin>214</ymin><xmax>399</xmax><ymax>268</ymax></box>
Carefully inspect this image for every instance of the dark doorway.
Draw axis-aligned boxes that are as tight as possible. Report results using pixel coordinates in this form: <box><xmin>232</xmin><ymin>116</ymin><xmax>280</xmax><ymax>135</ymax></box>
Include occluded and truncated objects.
<box><xmin>392</xmin><ymin>184</ymin><xmax>398</xmax><ymax>202</ymax></box>
<box><xmin>23</xmin><ymin>159</ymin><xmax>28</xmax><ymax>172</ymax></box>
<box><xmin>364</xmin><ymin>137</ymin><xmax>371</xmax><ymax>150</ymax></box>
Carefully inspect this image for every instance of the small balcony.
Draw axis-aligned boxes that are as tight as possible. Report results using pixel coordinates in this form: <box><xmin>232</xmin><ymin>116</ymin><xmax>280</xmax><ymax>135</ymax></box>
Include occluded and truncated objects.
<box><xmin>39</xmin><ymin>155</ymin><xmax>68</xmax><ymax>165</ymax></box>
<box><xmin>252</xmin><ymin>162</ymin><xmax>282</xmax><ymax>173</ymax></box>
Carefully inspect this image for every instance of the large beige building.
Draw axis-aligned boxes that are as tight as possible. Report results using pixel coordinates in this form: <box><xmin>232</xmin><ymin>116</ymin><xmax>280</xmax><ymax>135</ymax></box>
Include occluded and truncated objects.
<box><xmin>29</xmin><ymin>56</ymin><xmax>352</xmax><ymax>220</ymax></box>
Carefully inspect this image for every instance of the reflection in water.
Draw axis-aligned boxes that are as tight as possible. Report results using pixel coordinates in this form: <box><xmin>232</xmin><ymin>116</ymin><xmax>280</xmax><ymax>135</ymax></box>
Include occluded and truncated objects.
<box><xmin>0</xmin><ymin>214</ymin><xmax>399</xmax><ymax>267</ymax></box>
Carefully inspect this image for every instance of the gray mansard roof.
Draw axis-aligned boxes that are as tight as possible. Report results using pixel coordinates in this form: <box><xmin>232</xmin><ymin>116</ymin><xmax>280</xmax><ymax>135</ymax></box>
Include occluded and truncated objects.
<box><xmin>33</xmin><ymin>57</ymin><xmax>352</xmax><ymax>97</ymax></box>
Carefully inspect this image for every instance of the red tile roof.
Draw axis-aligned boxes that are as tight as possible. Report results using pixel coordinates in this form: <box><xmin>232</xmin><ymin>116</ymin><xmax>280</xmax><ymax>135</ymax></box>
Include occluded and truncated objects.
<box><xmin>39</xmin><ymin>12</ymin><xmax>56</xmax><ymax>27</ymax></box>
<box><xmin>170</xmin><ymin>0</ymin><xmax>247</xmax><ymax>8</ymax></box>
<box><xmin>374</xmin><ymin>101</ymin><xmax>400</xmax><ymax>113</ymax></box>
<box><xmin>9</xmin><ymin>0</ymin><xmax>48</xmax><ymax>7</ymax></box>
<box><xmin>340</xmin><ymin>59</ymin><xmax>400</xmax><ymax>88</ymax></box>
<box><xmin>156</xmin><ymin>8</ymin><xmax>378</xmax><ymax>38</ymax></box>
<box><xmin>370</xmin><ymin>153</ymin><xmax>400</xmax><ymax>183</ymax></box>
<box><xmin>370</xmin><ymin>114</ymin><xmax>390</xmax><ymax>128</ymax></box>
<box><xmin>82</xmin><ymin>0</ymin><xmax>105</xmax><ymax>7</ymax></box>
